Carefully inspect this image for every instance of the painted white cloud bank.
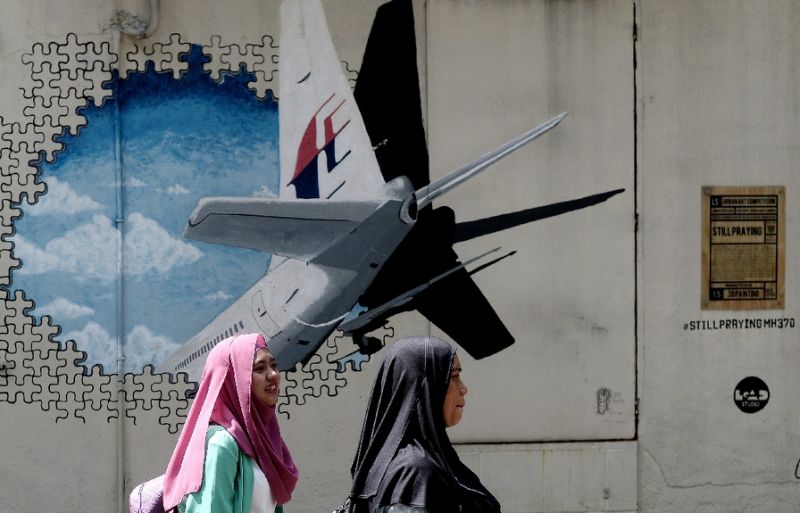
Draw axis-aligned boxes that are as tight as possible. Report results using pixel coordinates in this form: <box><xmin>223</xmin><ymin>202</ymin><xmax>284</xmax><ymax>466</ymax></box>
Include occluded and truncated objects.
<box><xmin>64</xmin><ymin>321</ymin><xmax>117</xmax><ymax>371</ymax></box>
<box><xmin>14</xmin><ymin>234</ymin><xmax>64</xmax><ymax>274</ymax></box>
<box><xmin>28</xmin><ymin>176</ymin><xmax>102</xmax><ymax>216</ymax></box>
<box><xmin>124</xmin><ymin>325</ymin><xmax>181</xmax><ymax>371</ymax></box>
<box><xmin>15</xmin><ymin>212</ymin><xmax>203</xmax><ymax>281</ymax></box>
<box><xmin>65</xmin><ymin>322</ymin><xmax>181</xmax><ymax>372</ymax></box>
<box><xmin>124</xmin><ymin>213</ymin><xmax>203</xmax><ymax>275</ymax></box>
<box><xmin>40</xmin><ymin>297</ymin><xmax>94</xmax><ymax>320</ymax></box>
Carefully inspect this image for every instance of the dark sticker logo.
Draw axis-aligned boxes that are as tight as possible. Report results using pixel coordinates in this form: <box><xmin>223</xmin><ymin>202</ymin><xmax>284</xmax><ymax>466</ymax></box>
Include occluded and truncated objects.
<box><xmin>733</xmin><ymin>376</ymin><xmax>769</xmax><ymax>414</ymax></box>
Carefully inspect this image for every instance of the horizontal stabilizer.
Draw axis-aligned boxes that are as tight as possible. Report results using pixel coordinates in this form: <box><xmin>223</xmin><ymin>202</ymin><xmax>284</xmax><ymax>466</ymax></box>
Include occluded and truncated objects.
<box><xmin>415</xmin><ymin>112</ymin><xmax>567</xmax><ymax>209</ymax></box>
<box><xmin>454</xmin><ymin>188</ymin><xmax>625</xmax><ymax>243</ymax></box>
<box><xmin>339</xmin><ymin>246</ymin><xmax>501</xmax><ymax>334</ymax></box>
<box><xmin>185</xmin><ymin>197</ymin><xmax>381</xmax><ymax>261</ymax></box>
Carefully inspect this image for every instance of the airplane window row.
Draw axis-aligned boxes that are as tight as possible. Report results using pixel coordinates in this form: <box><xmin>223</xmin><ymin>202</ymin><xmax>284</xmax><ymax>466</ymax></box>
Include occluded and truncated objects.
<box><xmin>175</xmin><ymin>320</ymin><xmax>246</xmax><ymax>371</ymax></box>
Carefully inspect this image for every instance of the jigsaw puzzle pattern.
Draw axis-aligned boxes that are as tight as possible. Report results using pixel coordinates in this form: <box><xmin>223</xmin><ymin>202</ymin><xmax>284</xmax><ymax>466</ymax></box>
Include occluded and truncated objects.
<box><xmin>119</xmin><ymin>33</ymin><xmax>192</xmax><ymax>80</ymax></box>
<box><xmin>201</xmin><ymin>35</ymin><xmax>280</xmax><ymax>99</ymax></box>
<box><xmin>0</xmin><ymin>32</ymin><xmax>381</xmax><ymax>430</ymax></box>
<box><xmin>19</xmin><ymin>33</ymin><xmax>118</xmax><ymax>163</ymax></box>
<box><xmin>277</xmin><ymin>323</ymin><xmax>394</xmax><ymax>418</ymax></box>
<box><xmin>197</xmin><ymin>34</ymin><xmax>357</xmax><ymax>100</ymax></box>
<box><xmin>0</xmin><ymin>290</ymin><xmax>198</xmax><ymax>432</ymax></box>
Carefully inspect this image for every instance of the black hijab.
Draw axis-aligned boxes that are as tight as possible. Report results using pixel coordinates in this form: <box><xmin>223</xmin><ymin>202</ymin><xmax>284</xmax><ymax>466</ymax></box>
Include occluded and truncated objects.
<box><xmin>349</xmin><ymin>337</ymin><xmax>501</xmax><ymax>513</ymax></box>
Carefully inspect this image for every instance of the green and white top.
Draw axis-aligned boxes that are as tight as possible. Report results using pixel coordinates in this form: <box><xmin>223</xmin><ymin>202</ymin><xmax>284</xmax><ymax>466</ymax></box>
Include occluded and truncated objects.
<box><xmin>179</xmin><ymin>425</ymin><xmax>280</xmax><ymax>513</ymax></box>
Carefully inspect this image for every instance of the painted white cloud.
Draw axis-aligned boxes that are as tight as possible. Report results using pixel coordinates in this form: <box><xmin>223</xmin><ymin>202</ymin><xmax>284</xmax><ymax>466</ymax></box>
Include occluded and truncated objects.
<box><xmin>13</xmin><ymin>213</ymin><xmax>203</xmax><ymax>281</ymax></box>
<box><xmin>33</xmin><ymin>214</ymin><xmax>118</xmax><ymax>280</ymax></box>
<box><xmin>64</xmin><ymin>322</ymin><xmax>182</xmax><ymax>372</ymax></box>
<box><xmin>40</xmin><ymin>297</ymin><xmax>94</xmax><ymax>320</ymax></box>
<box><xmin>28</xmin><ymin>176</ymin><xmax>102</xmax><ymax>216</ymax></box>
<box><xmin>204</xmin><ymin>290</ymin><xmax>232</xmax><ymax>302</ymax></box>
<box><xmin>64</xmin><ymin>321</ymin><xmax>117</xmax><ymax>371</ymax></box>
<box><xmin>13</xmin><ymin>234</ymin><xmax>65</xmax><ymax>274</ymax></box>
<box><xmin>124</xmin><ymin>324</ymin><xmax>181</xmax><ymax>371</ymax></box>
<box><xmin>162</xmin><ymin>184</ymin><xmax>190</xmax><ymax>196</ymax></box>
<box><xmin>252</xmin><ymin>185</ymin><xmax>276</xmax><ymax>198</ymax></box>
<box><xmin>124</xmin><ymin>177</ymin><xmax>148</xmax><ymax>188</ymax></box>
<box><xmin>124</xmin><ymin>212</ymin><xmax>203</xmax><ymax>275</ymax></box>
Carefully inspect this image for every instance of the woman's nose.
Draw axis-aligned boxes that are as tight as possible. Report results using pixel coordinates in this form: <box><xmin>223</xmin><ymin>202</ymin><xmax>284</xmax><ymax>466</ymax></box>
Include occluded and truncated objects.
<box><xmin>461</xmin><ymin>382</ymin><xmax>468</xmax><ymax>396</ymax></box>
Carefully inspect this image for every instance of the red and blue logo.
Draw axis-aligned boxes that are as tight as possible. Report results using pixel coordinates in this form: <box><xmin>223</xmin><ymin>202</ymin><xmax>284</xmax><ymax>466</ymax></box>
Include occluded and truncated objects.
<box><xmin>289</xmin><ymin>93</ymin><xmax>351</xmax><ymax>198</ymax></box>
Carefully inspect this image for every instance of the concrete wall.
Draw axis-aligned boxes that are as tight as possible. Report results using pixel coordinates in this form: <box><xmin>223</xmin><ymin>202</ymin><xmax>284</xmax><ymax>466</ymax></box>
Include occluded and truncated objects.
<box><xmin>427</xmin><ymin>0</ymin><xmax>635</xmax><ymax>444</ymax></box>
<box><xmin>637</xmin><ymin>1</ymin><xmax>800</xmax><ymax>511</ymax></box>
<box><xmin>0</xmin><ymin>1</ymin><xmax>798</xmax><ymax>513</ymax></box>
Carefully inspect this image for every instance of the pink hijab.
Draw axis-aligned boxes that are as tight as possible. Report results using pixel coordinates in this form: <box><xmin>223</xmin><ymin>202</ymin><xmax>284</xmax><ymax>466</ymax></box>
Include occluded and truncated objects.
<box><xmin>163</xmin><ymin>333</ymin><xmax>298</xmax><ymax>510</ymax></box>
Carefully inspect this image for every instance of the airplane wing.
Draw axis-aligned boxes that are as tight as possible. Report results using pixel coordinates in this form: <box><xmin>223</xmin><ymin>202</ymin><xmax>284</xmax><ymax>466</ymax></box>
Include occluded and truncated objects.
<box><xmin>184</xmin><ymin>196</ymin><xmax>381</xmax><ymax>261</ymax></box>
<box><xmin>454</xmin><ymin>188</ymin><xmax>626</xmax><ymax>243</ymax></box>
<box><xmin>279</xmin><ymin>0</ymin><xmax>388</xmax><ymax>200</ymax></box>
<box><xmin>415</xmin><ymin>112</ymin><xmax>567</xmax><ymax>209</ymax></box>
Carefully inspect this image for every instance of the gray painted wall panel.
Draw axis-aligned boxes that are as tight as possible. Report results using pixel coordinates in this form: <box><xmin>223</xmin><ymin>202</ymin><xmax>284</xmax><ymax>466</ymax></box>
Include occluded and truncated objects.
<box><xmin>427</xmin><ymin>0</ymin><xmax>636</xmax><ymax>442</ymax></box>
<box><xmin>638</xmin><ymin>0</ymin><xmax>800</xmax><ymax>511</ymax></box>
<box><xmin>2</xmin><ymin>1</ymin><xmax>800</xmax><ymax>513</ymax></box>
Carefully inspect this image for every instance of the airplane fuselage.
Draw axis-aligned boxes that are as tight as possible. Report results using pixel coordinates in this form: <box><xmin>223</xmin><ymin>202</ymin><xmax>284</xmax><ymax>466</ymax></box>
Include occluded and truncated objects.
<box><xmin>158</xmin><ymin>180</ymin><xmax>415</xmax><ymax>378</ymax></box>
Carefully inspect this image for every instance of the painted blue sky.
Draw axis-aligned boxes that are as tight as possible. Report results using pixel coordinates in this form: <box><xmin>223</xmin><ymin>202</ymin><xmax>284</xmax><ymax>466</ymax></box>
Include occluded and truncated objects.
<box><xmin>12</xmin><ymin>46</ymin><xmax>279</xmax><ymax>372</ymax></box>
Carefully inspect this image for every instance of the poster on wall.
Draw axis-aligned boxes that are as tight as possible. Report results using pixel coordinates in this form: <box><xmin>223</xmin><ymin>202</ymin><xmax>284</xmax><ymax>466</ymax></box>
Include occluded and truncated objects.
<box><xmin>702</xmin><ymin>186</ymin><xmax>785</xmax><ymax>309</ymax></box>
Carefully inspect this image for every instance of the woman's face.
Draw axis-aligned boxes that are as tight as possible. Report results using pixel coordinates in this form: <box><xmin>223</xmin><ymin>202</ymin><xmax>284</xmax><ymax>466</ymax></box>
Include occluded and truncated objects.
<box><xmin>442</xmin><ymin>353</ymin><xmax>468</xmax><ymax>427</ymax></box>
<box><xmin>252</xmin><ymin>348</ymin><xmax>280</xmax><ymax>407</ymax></box>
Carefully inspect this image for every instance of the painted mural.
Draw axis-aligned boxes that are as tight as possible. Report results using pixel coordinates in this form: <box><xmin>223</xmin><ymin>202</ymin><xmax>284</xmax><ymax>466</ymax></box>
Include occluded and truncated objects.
<box><xmin>14</xmin><ymin>44</ymin><xmax>279</xmax><ymax>374</ymax></box>
<box><xmin>0</xmin><ymin>27</ymin><xmax>383</xmax><ymax>428</ymax></box>
<box><xmin>0</xmin><ymin>0</ymin><xmax>622</xmax><ymax>431</ymax></box>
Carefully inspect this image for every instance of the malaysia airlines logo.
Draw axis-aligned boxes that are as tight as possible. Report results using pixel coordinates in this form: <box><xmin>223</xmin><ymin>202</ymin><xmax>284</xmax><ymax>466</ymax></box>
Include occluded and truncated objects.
<box><xmin>289</xmin><ymin>93</ymin><xmax>352</xmax><ymax>198</ymax></box>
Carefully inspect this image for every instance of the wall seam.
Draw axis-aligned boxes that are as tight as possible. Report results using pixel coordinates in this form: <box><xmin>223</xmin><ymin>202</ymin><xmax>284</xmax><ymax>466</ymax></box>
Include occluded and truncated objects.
<box><xmin>632</xmin><ymin>0</ymin><xmax>641</xmax><ymax>441</ymax></box>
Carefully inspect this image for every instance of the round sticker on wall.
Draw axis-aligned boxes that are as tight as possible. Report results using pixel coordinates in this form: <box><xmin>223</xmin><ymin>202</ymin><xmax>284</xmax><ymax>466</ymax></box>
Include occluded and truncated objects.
<box><xmin>733</xmin><ymin>376</ymin><xmax>770</xmax><ymax>413</ymax></box>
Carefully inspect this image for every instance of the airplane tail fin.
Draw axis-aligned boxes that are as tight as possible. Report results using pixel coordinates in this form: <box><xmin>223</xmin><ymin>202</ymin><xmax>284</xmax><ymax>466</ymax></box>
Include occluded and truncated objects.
<box><xmin>279</xmin><ymin>0</ymin><xmax>388</xmax><ymax>201</ymax></box>
<box><xmin>414</xmin><ymin>112</ymin><xmax>567</xmax><ymax>209</ymax></box>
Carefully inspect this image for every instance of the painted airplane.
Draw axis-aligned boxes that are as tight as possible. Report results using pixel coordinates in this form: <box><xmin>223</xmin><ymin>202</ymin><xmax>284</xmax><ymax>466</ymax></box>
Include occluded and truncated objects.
<box><xmin>158</xmin><ymin>0</ymin><xmax>624</xmax><ymax>379</ymax></box>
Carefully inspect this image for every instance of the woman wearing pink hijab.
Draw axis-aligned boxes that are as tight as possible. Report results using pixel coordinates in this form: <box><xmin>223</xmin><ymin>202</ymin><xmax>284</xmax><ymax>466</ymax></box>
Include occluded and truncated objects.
<box><xmin>162</xmin><ymin>333</ymin><xmax>298</xmax><ymax>513</ymax></box>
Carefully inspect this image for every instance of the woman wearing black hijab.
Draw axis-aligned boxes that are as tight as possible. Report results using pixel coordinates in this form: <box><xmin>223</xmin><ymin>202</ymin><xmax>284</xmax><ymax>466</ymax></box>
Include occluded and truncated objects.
<box><xmin>348</xmin><ymin>336</ymin><xmax>501</xmax><ymax>513</ymax></box>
